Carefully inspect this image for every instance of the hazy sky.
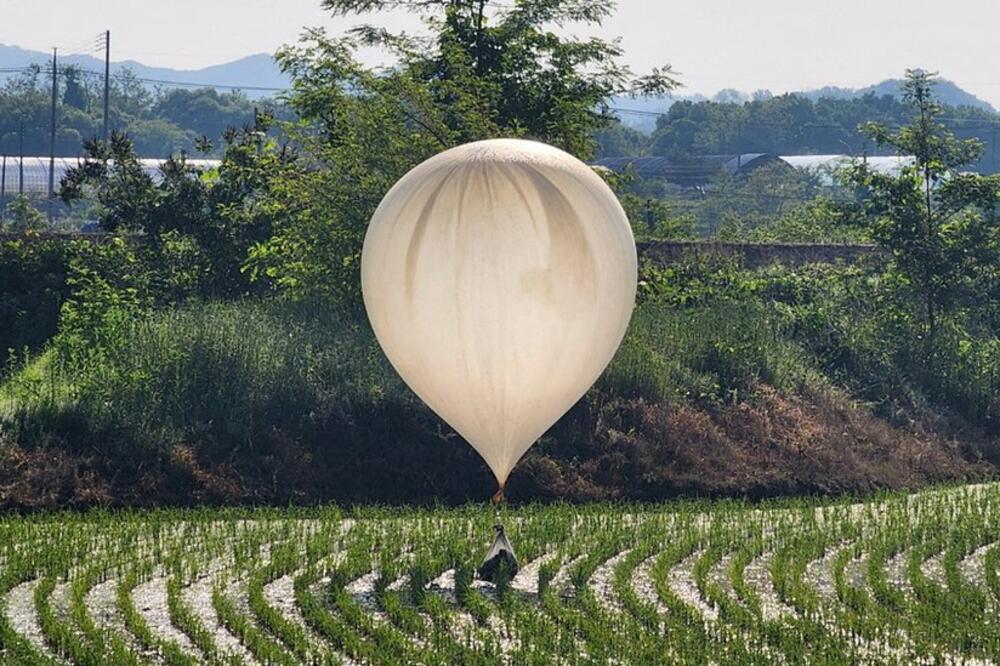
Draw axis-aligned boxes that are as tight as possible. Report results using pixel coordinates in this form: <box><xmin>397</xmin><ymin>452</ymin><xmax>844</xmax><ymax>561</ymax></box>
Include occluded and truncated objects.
<box><xmin>5</xmin><ymin>0</ymin><xmax>1000</xmax><ymax>105</ymax></box>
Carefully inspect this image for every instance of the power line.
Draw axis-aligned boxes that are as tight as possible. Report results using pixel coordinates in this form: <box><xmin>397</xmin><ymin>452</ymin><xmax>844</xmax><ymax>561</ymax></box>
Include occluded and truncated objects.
<box><xmin>68</xmin><ymin>66</ymin><xmax>290</xmax><ymax>92</ymax></box>
<box><xmin>607</xmin><ymin>106</ymin><xmax>1000</xmax><ymax>132</ymax></box>
<box><xmin>58</xmin><ymin>37</ymin><xmax>102</xmax><ymax>57</ymax></box>
<box><xmin>117</xmin><ymin>75</ymin><xmax>288</xmax><ymax>93</ymax></box>
<box><xmin>3</xmin><ymin>61</ymin><xmax>1000</xmax><ymax>130</ymax></box>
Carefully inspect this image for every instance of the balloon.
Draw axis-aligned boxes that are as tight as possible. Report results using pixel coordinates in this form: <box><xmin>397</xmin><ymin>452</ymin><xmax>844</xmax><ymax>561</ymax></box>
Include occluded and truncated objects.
<box><xmin>361</xmin><ymin>138</ymin><xmax>636</xmax><ymax>489</ymax></box>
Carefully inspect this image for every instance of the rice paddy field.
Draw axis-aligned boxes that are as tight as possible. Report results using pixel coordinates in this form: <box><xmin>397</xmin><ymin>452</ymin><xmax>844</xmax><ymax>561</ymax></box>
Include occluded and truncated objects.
<box><xmin>2</xmin><ymin>482</ymin><xmax>1000</xmax><ymax>665</ymax></box>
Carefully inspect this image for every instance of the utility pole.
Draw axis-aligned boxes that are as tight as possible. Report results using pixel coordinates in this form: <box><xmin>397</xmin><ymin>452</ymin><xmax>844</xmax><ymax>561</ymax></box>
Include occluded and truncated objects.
<box><xmin>18</xmin><ymin>122</ymin><xmax>24</xmax><ymax>196</ymax></box>
<box><xmin>252</xmin><ymin>106</ymin><xmax>261</xmax><ymax>156</ymax></box>
<box><xmin>991</xmin><ymin>125</ymin><xmax>997</xmax><ymax>171</ymax></box>
<box><xmin>48</xmin><ymin>47</ymin><xmax>57</xmax><ymax>220</ymax></box>
<box><xmin>1</xmin><ymin>154</ymin><xmax>6</xmax><ymax>227</ymax></box>
<box><xmin>103</xmin><ymin>30</ymin><xmax>111</xmax><ymax>142</ymax></box>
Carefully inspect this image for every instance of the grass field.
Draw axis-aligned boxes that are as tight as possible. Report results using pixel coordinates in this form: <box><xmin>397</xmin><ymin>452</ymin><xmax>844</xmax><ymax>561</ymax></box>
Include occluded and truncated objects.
<box><xmin>1</xmin><ymin>483</ymin><xmax>999</xmax><ymax>665</ymax></box>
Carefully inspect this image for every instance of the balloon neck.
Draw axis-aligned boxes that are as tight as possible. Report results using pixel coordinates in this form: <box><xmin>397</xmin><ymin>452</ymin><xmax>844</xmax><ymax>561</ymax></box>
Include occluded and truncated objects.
<box><xmin>491</xmin><ymin>485</ymin><xmax>505</xmax><ymax>507</ymax></box>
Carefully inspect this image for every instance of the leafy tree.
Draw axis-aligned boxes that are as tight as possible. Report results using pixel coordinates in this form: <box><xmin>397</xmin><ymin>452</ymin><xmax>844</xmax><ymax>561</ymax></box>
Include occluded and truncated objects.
<box><xmin>846</xmin><ymin>70</ymin><xmax>1000</xmax><ymax>341</ymax></box>
<box><xmin>594</xmin><ymin>121</ymin><xmax>648</xmax><ymax>158</ymax></box>
<box><xmin>0</xmin><ymin>66</ymin><xmax>49</xmax><ymax>156</ymax></box>
<box><xmin>249</xmin><ymin>0</ymin><xmax>679</xmax><ymax>304</ymax></box>
<box><xmin>59</xmin><ymin>131</ymin><xmax>158</xmax><ymax>233</ymax></box>
<box><xmin>60</xmin><ymin>115</ymin><xmax>295</xmax><ymax>297</ymax></box>
<box><xmin>123</xmin><ymin>118</ymin><xmax>196</xmax><ymax>157</ymax></box>
<box><xmin>3</xmin><ymin>194</ymin><xmax>45</xmax><ymax>232</ymax></box>
<box><xmin>109</xmin><ymin>68</ymin><xmax>153</xmax><ymax>121</ymax></box>
<box><xmin>151</xmin><ymin>89</ymin><xmax>258</xmax><ymax>143</ymax></box>
<box><xmin>61</xmin><ymin>66</ymin><xmax>89</xmax><ymax>111</ymax></box>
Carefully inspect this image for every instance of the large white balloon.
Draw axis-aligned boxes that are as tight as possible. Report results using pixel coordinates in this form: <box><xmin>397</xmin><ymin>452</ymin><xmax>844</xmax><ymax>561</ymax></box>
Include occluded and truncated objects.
<box><xmin>361</xmin><ymin>138</ymin><xmax>636</xmax><ymax>488</ymax></box>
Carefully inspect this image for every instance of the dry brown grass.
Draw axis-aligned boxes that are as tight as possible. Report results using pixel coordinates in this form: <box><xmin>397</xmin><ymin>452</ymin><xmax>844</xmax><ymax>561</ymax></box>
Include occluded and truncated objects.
<box><xmin>0</xmin><ymin>382</ymin><xmax>992</xmax><ymax>509</ymax></box>
<box><xmin>511</xmin><ymin>383</ymin><xmax>988</xmax><ymax>502</ymax></box>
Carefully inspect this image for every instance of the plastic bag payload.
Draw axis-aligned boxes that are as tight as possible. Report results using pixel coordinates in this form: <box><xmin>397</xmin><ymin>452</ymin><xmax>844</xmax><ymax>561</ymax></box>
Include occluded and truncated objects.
<box><xmin>478</xmin><ymin>524</ymin><xmax>519</xmax><ymax>581</ymax></box>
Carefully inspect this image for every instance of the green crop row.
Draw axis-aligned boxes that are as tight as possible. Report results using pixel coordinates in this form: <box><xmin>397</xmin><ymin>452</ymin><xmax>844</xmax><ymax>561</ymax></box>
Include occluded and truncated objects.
<box><xmin>0</xmin><ymin>484</ymin><xmax>998</xmax><ymax>664</ymax></box>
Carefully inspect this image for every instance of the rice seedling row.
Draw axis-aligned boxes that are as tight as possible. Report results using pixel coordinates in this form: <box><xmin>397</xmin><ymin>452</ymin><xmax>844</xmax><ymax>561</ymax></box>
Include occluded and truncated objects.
<box><xmin>2</xmin><ymin>484</ymin><xmax>1000</xmax><ymax>664</ymax></box>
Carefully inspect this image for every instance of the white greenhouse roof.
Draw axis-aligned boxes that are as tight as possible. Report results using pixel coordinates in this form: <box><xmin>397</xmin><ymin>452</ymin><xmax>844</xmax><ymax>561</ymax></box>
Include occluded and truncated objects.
<box><xmin>779</xmin><ymin>154</ymin><xmax>915</xmax><ymax>184</ymax></box>
<box><xmin>0</xmin><ymin>157</ymin><xmax>220</xmax><ymax>196</ymax></box>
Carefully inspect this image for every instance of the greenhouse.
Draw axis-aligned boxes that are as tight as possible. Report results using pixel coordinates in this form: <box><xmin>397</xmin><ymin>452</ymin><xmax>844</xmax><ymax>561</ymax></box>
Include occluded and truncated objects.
<box><xmin>779</xmin><ymin>154</ymin><xmax>916</xmax><ymax>185</ymax></box>
<box><xmin>590</xmin><ymin>153</ymin><xmax>917</xmax><ymax>188</ymax></box>
<box><xmin>591</xmin><ymin>153</ymin><xmax>784</xmax><ymax>186</ymax></box>
<box><xmin>0</xmin><ymin>156</ymin><xmax>220</xmax><ymax>198</ymax></box>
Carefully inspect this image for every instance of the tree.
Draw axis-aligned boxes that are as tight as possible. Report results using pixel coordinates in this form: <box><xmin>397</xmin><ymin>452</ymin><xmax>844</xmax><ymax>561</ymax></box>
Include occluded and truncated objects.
<box><xmin>62</xmin><ymin>66</ymin><xmax>89</xmax><ymax>111</ymax></box>
<box><xmin>110</xmin><ymin>68</ymin><xmax>153</xmax><ymax>120</ymax></box>
<box><xmin>151</xmin><ymin>89</ymin><xmax>258</xmax><ymax>143</ymax></box>
<box><xmin>60</xmin><ymin>117</ymin><xmax>295</xmax><ymax>297</ymax></box>
<box><xmin>846</xmin><ymin>69</ymin><xmax>1000</xmax><ymax>341</ymax></box>
<box><xmin>0</xmin><ymin>66</ymin><xmax>48</xmax><ymax>156</ymax></box>
<box><xmin>59</xmin><ymin>131</ymin><xmax>159</xmax><ymax>234</ymax></box>
<box><xmin>594</xmin><ymin>120</ymin><xmax>647</xmax><ymax>158</ymax></box>
<box><xmin>3</xmin><ymin>195</ymin><xmax>45</xmax><ymax>232</ymax></box>
<box><xmin>248</xmin><ymin>0</ymin><xmax>679</xmax><ymax>305</ymax></box>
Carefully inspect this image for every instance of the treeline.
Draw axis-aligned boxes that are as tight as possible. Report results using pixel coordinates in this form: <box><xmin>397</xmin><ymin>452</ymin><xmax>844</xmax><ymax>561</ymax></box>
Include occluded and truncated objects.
<box><xmin>599</xmin><ymin>92</ymin><xmax>1000</xmax><ymax>173</ymax></box>
<box><xmin>0</xmin><ymin>65</ymin><xmax>280</xmax><ymax>158</ymax></box>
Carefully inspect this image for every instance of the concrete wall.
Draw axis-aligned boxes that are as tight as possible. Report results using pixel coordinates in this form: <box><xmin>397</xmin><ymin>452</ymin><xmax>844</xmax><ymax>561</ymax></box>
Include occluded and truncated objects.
<box><xmin>638</xmin><ymin>240</ymin><xmax>883</xmax><ymax>268</ymax></box>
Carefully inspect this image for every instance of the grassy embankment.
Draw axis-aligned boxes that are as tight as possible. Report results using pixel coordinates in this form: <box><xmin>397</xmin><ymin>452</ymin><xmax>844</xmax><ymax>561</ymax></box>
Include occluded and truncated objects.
<box><xmin>2</xmin><ymin>255</ymin><xmax>997</xmax><ymax>508</ymax></box>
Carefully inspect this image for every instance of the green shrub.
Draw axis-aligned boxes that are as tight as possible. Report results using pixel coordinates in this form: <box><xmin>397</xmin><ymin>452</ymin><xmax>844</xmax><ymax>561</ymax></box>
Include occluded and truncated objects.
<box><xmin>602</xmin><ymin>301</ymin><xmax>815</xmax><ymax>405</ymax></box>
<box><xmin>763</xmin><ymin>263</ymin><xmax>999</xmax><ymax>432</ymax></box>
<box><xmin>2</xmin><ymin>195</ymin><xmax>45</xmax><ymax>232</ymax></box>
<box><xmin>0</xmin><ymin>239</ymin><xmax>75</xmax><ymax>369</ymax></box>
<box><xmin>0</xmin><ymin>235</ymin><xmax>204</xmax><ymax>375</ymax></box>
<box><xmin>62</xmin><ymin>300</ymin><xmax>403</xmax><ymax>456</ymax></box>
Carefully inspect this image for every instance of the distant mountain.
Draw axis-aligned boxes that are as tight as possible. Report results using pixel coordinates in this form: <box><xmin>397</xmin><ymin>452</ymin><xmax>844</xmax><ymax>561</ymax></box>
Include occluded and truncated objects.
<box><xmin>3</xmin><ymin>44</ymin><xmax>993</xmax><ymax>120</ymax></box>
<box><xmin>0</xmin><ymin>44</ymin><xmax>291</xmax><ymax>99</ymax></box>
<box><xmin>612</xmin><ymin>77</ymin><xmax>996</xmax><ymax>133</ymax></box>
<box><xmin>799</xmin><ymin>79</ymin><xmax>995</xmax><ymax>112</ymax></box>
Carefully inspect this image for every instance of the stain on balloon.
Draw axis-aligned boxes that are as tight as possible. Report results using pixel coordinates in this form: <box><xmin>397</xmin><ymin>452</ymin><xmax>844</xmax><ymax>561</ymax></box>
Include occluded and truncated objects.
<box><xmin>404</xmin><ymin>166</ymin><xmax>460</xmax><ymax>303</ymax></box>
<box><xmin>522</xmin><ymin>164</ymin><xmax>596</xmax><ymax>308</ymax></box>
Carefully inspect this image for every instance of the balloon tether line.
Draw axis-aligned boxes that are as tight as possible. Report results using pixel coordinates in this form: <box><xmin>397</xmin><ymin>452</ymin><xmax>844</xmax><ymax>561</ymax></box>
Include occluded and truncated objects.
<box><xmin>491</xmin><ymin>483</ymin><xmax>505</xmax><ymax>521</ymax></box>
<box><xmin>478</xmin><ymin>480</ymin><xmax>518</xmax><ymax>582</ymax></box>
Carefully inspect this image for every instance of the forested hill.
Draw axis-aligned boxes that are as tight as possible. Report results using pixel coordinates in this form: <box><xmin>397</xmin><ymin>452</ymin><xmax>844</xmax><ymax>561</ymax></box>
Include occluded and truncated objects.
<box><xmin>0</xmin><ymin>70</ymin><xmax>287</xmax><ymax>159</ymax></box>
<box><xmin>610</xmin><ymin>77</ymin><xmax>995</xmax><ymax>131</ymax></box>
<box><xmin>801</xmin><ymin>78</ymin><xmax>994</xmax><ymax>111</ymax></box>
<box><xmin>602</xmin><ymin>86</ymin><xmax>1000</xmax><ymax>173</ymax></box>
